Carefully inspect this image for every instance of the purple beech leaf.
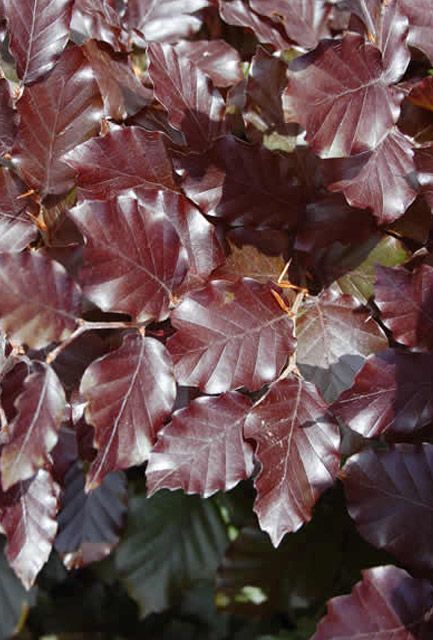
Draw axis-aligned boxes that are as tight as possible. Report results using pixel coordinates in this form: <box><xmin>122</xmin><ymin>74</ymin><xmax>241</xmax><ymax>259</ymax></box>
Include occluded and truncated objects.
<box><xmin>0</xmin><ymin>169</ymin><xmax>38</xmax><ymax>252</ymax></box>
<box><xmin>342</xmin><ymin>444</ymin><xmax>433</xmax><ymax>574</ymax></box>
<box><xmin>11</xmin><ymin>46</ymin><xmax>103</xmax><ymax>197</ymax></box>
<box><xmin>218</xmin><ymin>0</ymin><xmax>291</xmax><ymax>50</ymax></box>
<box><xmin>167</xmin><ymin>278</ymin><xmax>295</xmax><ymax>394</ymax></box>
<box><xmin>51</xmin><ymin>423</ymin><xmax>79</xmax><ymax>485</ymax></box>
<box><xmin>0</xmin><ymin>78</ymin><xmax>17</xmax><ymax>155</ymax></box>
<box><xmin>399</xmin><ymin>0</ymin><xmax>433</xmax><ymax>63</ymax></box>
<box><xmin>249</xmin><ymin>0</ymin><xmax>330</xmax><ymax>50</ymax></box>
<box><xmin>245</xmin><ymin>376</ymin><xmax>340</xmax><ymax>546</ymax></box>
<box><xmin>0</xmin><ymin>252</ymin><xmax>81</xmax><ymax>350</ymax></box>
<box><xmin>148</xmin><ymin>43</ymin><xmax>227</xmax><ymax>153</ymax></box>
<box><xmin>214</xmin><ymin>241</ymin><xmax>285</xmax><ymax>283</ymax></box>
<box><xmin>178</xmin><ymin>135</ymin><xmax>303</xmax><ymax>228</ymax></box>
<box><xmin>147</xmin><ymin>392</ymin><xmax>254</xmax><ymax>498</ymax></box>
<box><xmin>134</xmin><ymin>189</ymin><xmax>224</xmax><ymax>293</ymax></box>
<box><xmin>408</xmin><ymin>76</ymin><xmax>433</xmax><ymax>112</ymax></box>
<box><xmin>0</xmin><ymin>360</ymin><xmax>29</xmax><ymax>426</ymax></box>
<box><xmin>81</xmin><ymin>333</ymin><xmax>176</xmax><ymax>490</ymax></box>
<box><xmin>126</xmin><ymin>0</ymin><xmax>210</xmax><ymax>44</ymax></box>
<box><xmin>323</xmin><ymin>128</ymin><xmax>417</xmax><ymax>225</ymax></box>
<box><xmin>0</xmin><ymin>469</ymin><xmax>60</xmax><ymax>589</ymax></box>
<box><xmin>416</xmin><ymin>144</ymin><xmax>433</xmax><ymax>212</ymax></box>
<box><xmin>296</xmin><ymin>288</ymin><xmax>387</xmax><ymax>402</ymax></box>
<box><xmin>63</xmin><ymin>126</ymin><xmax>178</xmax><ymax>200</ymax></box>
<box><xmin>332</xmin><ymin>350</ymin><xmax>433</xmax><ymax>437</ymax></box>
<box><xmin>285</xmin><ymin>33</ymin><xmax>404</xmax><ymax>158</ymax></box>
<box><xmin>1</xmin><ymin>363</ymin><xmax>66</xmax><ymax>491</ymax></box>
<box><xmin>375</xmin><ymin>264</ymin><xmax>433</xmax><ymax>350</ymax></box>
<box><xmin>174</xmin><ymin>40</ymin><xmax>243</xmax><ymax>88</ymax></box>
<box><xmin>127</xmin><ymin>103</ymin><xmax>187</xmax><ymax>147</ymax></box>
<box><xmin>71</xmin><ymin>0</ymin><xmax>129</xmax><ymax>52</ymax></box>
<box><xmin>312</xmin><ymin>565</ymin><xmax>433</xmax><ymax>640</ymax></box>
<box><xmin>55</xmin><ymin>462</ymin><xmax>127</xmax><ymax>569</ymax></box>
<box><xmin>3</xmin><ymin>0</ymin><xmax>73</xmax><ymax>84</ymax></box>
<box><xmin>69</xmin><ymin>196</ymin><xmax>188</xmax><ymax>322</ymax></box>
<box><xmin>83</xmin><ymin>40</ymin><xmax>152</xmax><ymax>121</ymax></box>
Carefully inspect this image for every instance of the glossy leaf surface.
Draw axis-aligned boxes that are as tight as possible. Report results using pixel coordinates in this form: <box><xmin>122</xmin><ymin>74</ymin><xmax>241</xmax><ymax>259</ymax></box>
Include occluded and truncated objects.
<box><xmin>168</xmin><ymin>278</ymin><xmax>295</xmax><ymax>394</ymax></box>
<box><xmin>342</xmin><ymin>444</ymin><xmax>433</xmax><ymax>573</ymax></box>
<box><xmin>70</xmin><ymin>196</ymin><xmax>187</xmax><ymax>322</ymax></box>
<box><xmin>71</xmin><ymin>0</ymin><xmax>128</xmax><ymax>52</ymax></box>
<box><xmin>126</xmin><ymin>0</ymin><xmax>210</xmax><ymax>44</ymax></box>
<box><xmin>81</xmin><ymin>333</ymin><xmax>176</xmax><ymax>489</ymax></box>
<box><xmin>245</xmin><ymin>376</ymin><xmax>340</xmax><ymax>546</ymax></box>
<box><xmin>147</xmin><ymin>392</ymin><xmax>254</xmax><ymax>497</ymax></box>
<box><xmin>0</xmin><ymin>252</ymin><xmax>81</xmax><ymax>349</ymax></box>
<box><xmin>0</xmin><ymin>169</ymin><xmax>38</xmax><ymax>252</ymax></box>
<box><xmin>174</xmin><ymin>40</ymin><xmax>243</xmax><ymax>88</ymax></box>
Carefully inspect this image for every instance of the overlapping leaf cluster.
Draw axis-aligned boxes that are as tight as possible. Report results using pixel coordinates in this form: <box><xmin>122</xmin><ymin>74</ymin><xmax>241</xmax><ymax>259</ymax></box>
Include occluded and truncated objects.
<box><xmin>0</xmin><ymin>0</ymin><xmax>433</xmax><ymax>637</ymax></box>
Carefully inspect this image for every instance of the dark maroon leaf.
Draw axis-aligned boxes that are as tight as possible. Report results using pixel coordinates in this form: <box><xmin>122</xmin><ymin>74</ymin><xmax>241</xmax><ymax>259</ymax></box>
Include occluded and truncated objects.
<box><xmin>415</xmin><ymin>144</ymin><xmax>433</xmax><ymax>213</ymax></box>
<box><xmin>0</xmin><ymin>252</ymin><xmax>81</xmax><ymax>349</ymax></box>
<box><xmin>127</xmin><ymin>103</ymin><xmax>186</xmax><ymax>147</ymax></box>
<box><xmin>134</xmin><ymin>189</ymin><xmax>224</xmax><ymax>292</ymax></box>
<box><xmin>408</xmin><ymin>76</ymin><xmax>433</xmax><ymax>112</ymax></box>
<box><xmin>375</xmin><ymin>264</ymin><xmax>433</xmax><ymax>350</ymax></box>
<box><xmin>71</xmin><ymin>0</ymin><xmax>129</xmax><ymax>52</ymax></box>
<box><xmin>0</xmin><ymin>78</ymin><xmax>17</xmax><ymax>155</ymax></box>
<box><xmin>178</xmin><ymin>135</ymin><xmax>302</xmax><ymax>228</ymax></box>
<box><xmin>400</xmin><ymin>0</ymin><xmax>433</xmax><ymax>63</ymax></box>
<box><xmin>167</xmin><ymin>278</ymin><xmax>295</xmax><ymax>394</ymax></box>
<box><xmin>323</xmin><ymin>128</ymin><xmax>417</xmax><ymax>225</ymax></box>
<box><xmin>312</xmin><ymin>565</ymin><xmax>433</xmax><ymax>640</ymax></box>
<box><xmin>3</xmin><ymin>0</ymin><xmax>73</xmax><ymax>84</ymax></box>
<box><xmin>218</xmin><ymin>0</ymin><xmax>290</xmax><ymax>50</ymax></box>
<box><xmin>51</xmin><ymin>330</ymin><xmax>106</xmax><ymax>391</ymax></box>
<box><xmin>332</xmin><ymin>350</ymin><xmax>433</xmax><ymax>437</ymax></box>
<box><xmin>0</xmin><ymin>360</ymin><xmax>29</xmax><ymax>425</ymax></box>
<box><xmin>126</xmin><ymin>0</ymin><xmax>210</xmax><ymax>44</ymax></box>
<box><xmin>286</xmin><ymin>33</ymin><xmax>403</xmax><ymax>158</ymax></box>
<box><xmin>342</xmin><ymin>444</ymin><xmax>433</xmax><ymax>574</ymax></box>
<box><xmin>55</xmin><ymin>462</ymin><xmax>127</xmax><ymax>569</ymax></box>
<box><xmin>147</xmin><ymin>392</ymin><xmax>254</xmax><ymax>497</ymax></box>
<box><xmin>69</xmin><ymin>196</ymin><xmax>187</xmax><ymax>322</ymax></box>
<box><xmin>249</xmin><ymin>0</ymin><xmax>330</xmax><ymax>50</ymax></box>
<box><xmin>245</xmin><ymin>376</ymin><xmax>340</xmax><ymax>546</ymax></box>
<box><xmin>174</xmin><ymin>40</ymin><xmax>243</xmax><ymax>88</ymax></box>
<box><xmin>63</xmin><ymin>126</ymin><xmax>178</xmax><ymax>200</ymax></box>
<box><xmin>0</xmin><ymin>469</ymin><xmax>60</xmax><ymax>588</ymax></box>
<box><xmin>11</xmin><ymin>46</ymin><xmax>103</xmax><ymax>197</ymax></box>
<box><xmin>214</xmin><ymin>241</ymin><xmax>285</xmax><ymax>283</ymax></box>
<box><xmin>81</xmin><ymin>333</ymin><xmax>176</xmax><ymax>490</ymax></box>
<box><xmin>0</xmin><ymin>169</ymin><xmax>38</xmax><ymax>252</ymax></box>
<box><xmin>148</xmin><ymin>43</ymin><xmax>227</xmax><ymax>152</ymax></box>
<box><xmin>296</xmin><ymin>288</ymin><xmax>387</xmax><ymax>402</ymax></box>
<box><xmin>1</xmin><ymin>362</ymin><xmax>66</xmax><ymax>490</ymax></box>
<box><xmin>83</xmin><ymin>40</ymin><xmax>152</xmax><ymax>120</ymax></box>
<box><xmin>51</xmin><ymin>423</ymin><xmax>79</xmax><ymax>485</ymax></box>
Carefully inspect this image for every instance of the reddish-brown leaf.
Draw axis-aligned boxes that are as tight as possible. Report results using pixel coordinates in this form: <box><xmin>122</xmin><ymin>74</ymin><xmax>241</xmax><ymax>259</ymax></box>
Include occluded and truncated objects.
<box><xmin>178</xmin><ymin>135</ymin><xmax>302</xmax><ymax>228</ymax></box>
<box><xmin>296</xmin><ymin>288</ymin><xmax>387</xmax><ymax>402</ymax></box>
<box><xmin>55</xmin><ymin>462</ymin><xmax>127</xmax><ymax>569</ymax></box>
<box><xmin>0</xmin><ymin>469</ymin><xmax>60</xmax><ymax>589</ymax></box>
<box><xmin>147</xmin><ymin>392</ymin><xmax>254</xmax><ymax>497</ymax></box>
<box><xmin>1</xmin><ymin>363</ymin><xmax>66</xmax><ymax>490</ymax></box>
<box><xmin>214</xmin><ymin>241</ymin><xmax>285</xmax><ymax>283</ymax></box>
<box><xmin>71</xmin><ymin>0</ymin><xmax>129</xmax><ymax>52</ymax></box>
<box><xmin>245</xmin><ymin>376</ymin><xmax>340</xmax><ymax>546</ymax></box>
<box><xmin>285</xmin><ymin>33</ymin><xmax>403</xmax><ymax>158</ymax></box>
<box><xmin>167</xmin><ymin>278</ymin><xmax>295</xmax><ymax>394</ymax></box>
<box><xmin>375</xmin><ymin>264</ymin><xmax>433</xmax><ymax>350</ymax></box>
<box><xmin>0</xmin><ymin>78</ymin><xmax>17</xmax><ymax>155</ymax></box>
<box><xmin>342</xmin><ymin>444</ymin><xmax>433</xmax><ymax>574</ymax></box>
<box><xmin>3</xmin><ymin>0</ymin><xmax>73</xmax><ymax>84</ymax></box>
<box><xmin>0</xmin><ymin>252</ymin><xmax>81</xmax><ymax>349</ymax></box>
<box><xmin>174</xmin><ymin>40</ymin><xmax>243</xmax><ymax>88</ymax></box>
<box><xmin>332</xmin><ymin>350</ymin><xmax>433</xmax><ymax>438</ymax></box>
<box><xmin>63</xmin><ymin>126</ymin><xmax>177</xmax><ymax>200</ymax></box>
<box><xmin>408</xmin><ymin>76</ymin><xmax>433</xmax><ymax>112</ymax></box>
<box><xmin>81</xmin><ymin>333</ymin><xmax>176</xmax><ymax>490</ymax></box>
<box><xmin>323</xmin><ymin>128</ymin><xmax>417</xmax><ymax>225</ymax></box>
<box><xmin>69</xmin><ymin>196</ymin><xmax>188</xmax><ymax>322</ymax></box>
<box><xmin>218</xmin><ymin>0</ymin><xmax>290</xmax><ymax>50</ymax></box>
<box><xmin>416</xmin><ymin>144</ymin><xmax>433</xmax><ymax>212</ymax></box>
<box><xmin>126</xmin><ymin>0</ymin><xmax>210</xmax><ymax>44</ymax></box>
<box><xmin>312</xmin><ymin>565</ymin><xmax>433</xmax><ymax>640</ymax></box>
<box><xmin>0</xmin><ymin>169</ymin><xmax>38</xmax><ymax>252</ymax></box>
<box><xmin>11</xmin><ymin>46</ymin><xmax>103</xmax><ymax>197</ymax></box>
<box><xmin>400</xmin><ymin>0</ymin><xmax>433</xmax><ymax>63</ymax></box>
<box><xmin>148</xmin><ymin>43</ymin><xmax>227</xmax><ymax>152</ymax></box>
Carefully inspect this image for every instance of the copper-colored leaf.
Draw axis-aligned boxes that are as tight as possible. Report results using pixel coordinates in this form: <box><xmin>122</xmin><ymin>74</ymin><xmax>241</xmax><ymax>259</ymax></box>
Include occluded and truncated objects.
<box><xmin>81</xmin><ymin>333</ymin><xmax>176</xmax><ymax>490</ymax></box>
<box><xmin>147</xmin><ymin>392</ymin><xmax>254</xmax><ymax>497</ymax></box>
<box><xmin>1</xmin><ymin>362</ymin><xmax>66</xmax><ymax>490</ymax></box>
<box><xmin>245</xmin><ymin>376</ymin><xmax>340</xmax><ymax>546</ymax></box>
<box><xmin>69</xmin><ymin>196</ymin><xmax>188</xmax><ymax>322</ymax></box>
<box><xmin>167</xmin><ymin>278</ymin><xmax>295</xmax><ymax>394</ymax></box>
<box><xmin>0</xmin><ymin>252</ymin><xmax>81</xmax><ymax>349</ymax></box>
